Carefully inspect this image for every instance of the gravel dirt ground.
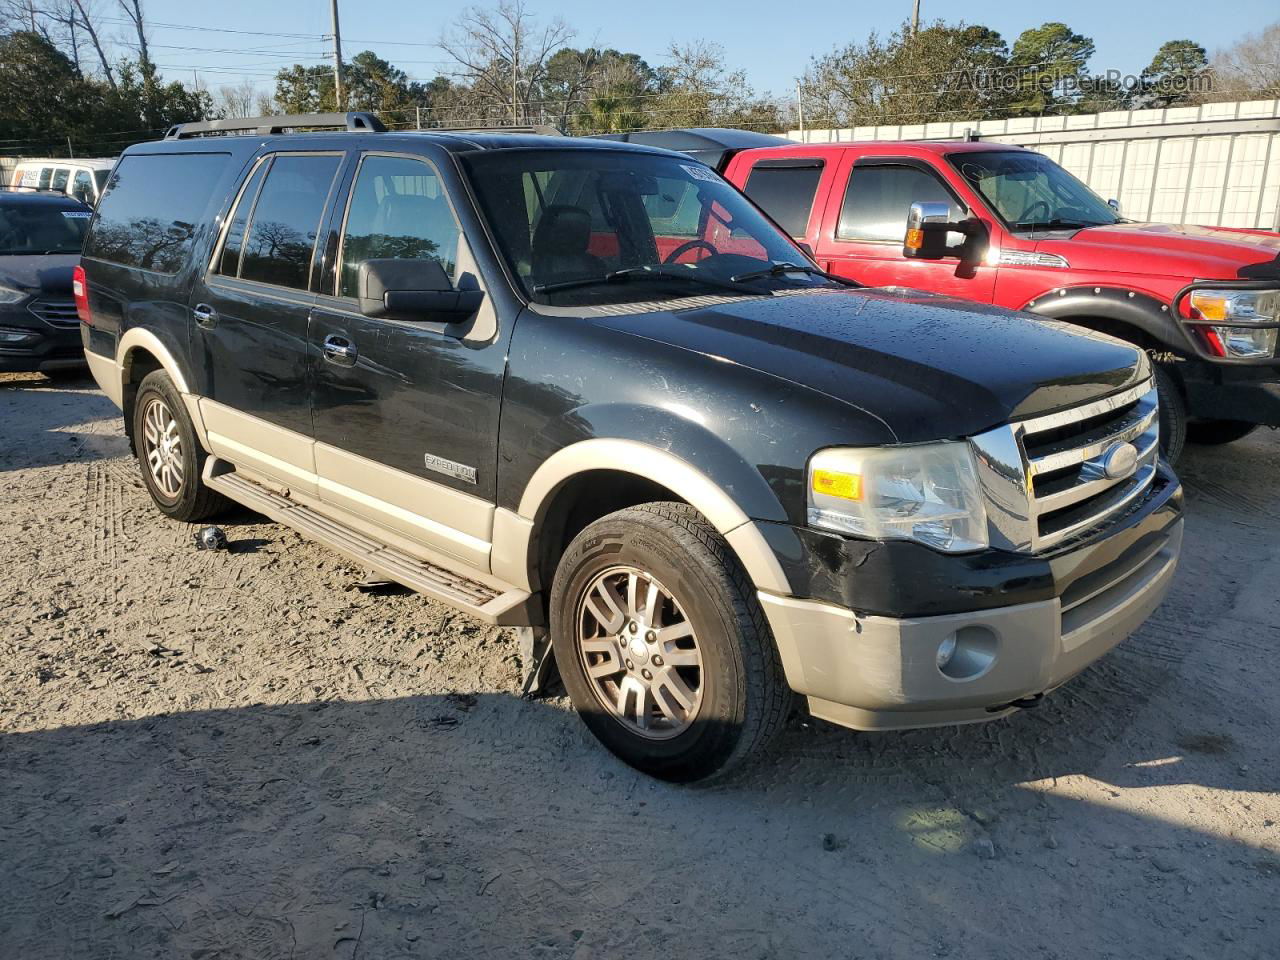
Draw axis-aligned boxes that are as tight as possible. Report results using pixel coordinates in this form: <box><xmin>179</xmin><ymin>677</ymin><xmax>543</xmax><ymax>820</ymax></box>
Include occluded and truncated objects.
<box><xmin>1</xmin><ymin>369</ymin><xmax>1277</xmax><ymax>960</ymax></box>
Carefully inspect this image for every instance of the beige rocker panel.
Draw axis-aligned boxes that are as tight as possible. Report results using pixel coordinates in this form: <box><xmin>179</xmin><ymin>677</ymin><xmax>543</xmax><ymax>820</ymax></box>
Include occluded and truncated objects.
<box><xmin>198</xmin><ymin>399</ymin><xmax>320</xmax><ymax>499</ymax></box>
<box><xmin>314</xmin><ymin>441</ymin><xmax>493</xmax><ymax>570</ymax></box>
<box><xmin>497</xmin><ymin>438</ymin><xmax>791</xmax><ymax>596</ymax></box>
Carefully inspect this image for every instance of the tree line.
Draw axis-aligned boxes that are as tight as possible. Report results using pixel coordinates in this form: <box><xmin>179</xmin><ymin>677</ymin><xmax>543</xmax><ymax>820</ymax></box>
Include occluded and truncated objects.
<box><xmin>2</xmin><ymin>0</ymin><xmax>1278</xmax><ymax>159</ymax></box>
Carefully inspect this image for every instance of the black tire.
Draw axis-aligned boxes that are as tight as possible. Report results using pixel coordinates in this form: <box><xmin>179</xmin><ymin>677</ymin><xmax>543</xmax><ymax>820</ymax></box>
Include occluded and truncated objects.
<box><xmin>1186</xmin><ymin>419</ymin><xmax>1259</xmax><ymax>446</ymax></box>
<box><xmin>132</xmin><ymin>370</ymin><xmax>227</xmax><ymax>522</ymax></box>
<box><xmin>549</xmin><ymin>502</ymin><xmax>790</xmax><ymax>783</ymax></box>
<box><xmin>1152</xmin><ymin>363</ymin><xmax>1186</xmax><ymax>465</ymax></box>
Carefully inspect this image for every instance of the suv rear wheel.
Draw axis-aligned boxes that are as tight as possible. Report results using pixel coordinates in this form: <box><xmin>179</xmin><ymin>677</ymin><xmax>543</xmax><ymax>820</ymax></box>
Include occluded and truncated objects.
<box><xmin>549</xmin><ymin>502</ymin><xmax>790</xmax><ymax>782</ymax></box>
<box><xmin>1186</xmin><ymin>419</ymin><xmax>1259</xmax><ymax>446</ymax></box>
<box><xmin>132</xmin><ymin>370</ymin><xmax>227</xmax><ymax>522</ymax></box>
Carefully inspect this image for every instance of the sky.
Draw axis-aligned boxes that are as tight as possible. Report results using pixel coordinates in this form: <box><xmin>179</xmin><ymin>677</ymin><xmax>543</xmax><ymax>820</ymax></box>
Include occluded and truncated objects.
<box><xmin>127</xmin><ymin>0</ymin><xmax>1277</xmax><ymax>101</ymax></box>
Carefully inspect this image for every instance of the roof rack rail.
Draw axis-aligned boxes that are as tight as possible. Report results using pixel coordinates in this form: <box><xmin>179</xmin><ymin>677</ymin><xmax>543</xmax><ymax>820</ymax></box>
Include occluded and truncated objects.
<box><xmin>164</xmin><ymin>112</ymin><xmax>387</xmax><ymax>139</ymax></box>
<box><xmin>424</xmin><ymin>124</ymin><xmax>563</xmax><ymax>137</ymax></box>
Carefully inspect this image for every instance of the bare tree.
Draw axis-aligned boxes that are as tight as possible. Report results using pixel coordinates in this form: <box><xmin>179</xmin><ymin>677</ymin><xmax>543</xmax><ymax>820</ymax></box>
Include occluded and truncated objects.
<box><xmin>115</xmin><ymin>0</ymin><xmax>152</xmax><ymax>75</ymax></box>
<box><xmin>72</xmin><ymin>0</ymin><xmax>116</xmax><ymax>87</ymax></box>
<box><xmin>214</xmin><ymin>79</ymin><xmax>258</xmax><ymax>118</ymax></box>
<box><xmin>1206</xmin><ymin>21</ymin><xmax>1280</xmax><ymax>100</ymax></box>
<box><xmin>439</xmin><ymin>0</ymin><xmax>575</xmax><ymax>125</ymax></box>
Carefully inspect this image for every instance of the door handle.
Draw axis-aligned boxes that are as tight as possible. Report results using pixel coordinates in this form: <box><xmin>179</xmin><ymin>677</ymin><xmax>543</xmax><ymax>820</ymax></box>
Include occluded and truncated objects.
<box><xmin>322</xmin><ymin>334</ymin><xmax>357</xmax><ymax>366</ymax></box>
<box><xmin>192</xmin><ymin>303</ymin><xmax>218</xmax><ymax>328</ymax></box>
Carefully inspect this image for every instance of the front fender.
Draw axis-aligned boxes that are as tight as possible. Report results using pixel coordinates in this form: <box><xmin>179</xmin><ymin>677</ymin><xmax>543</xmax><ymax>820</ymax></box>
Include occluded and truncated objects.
<box><xmin>1021</xmin><ymin>285</ymin><xmax>1196</xmax><ymax>355</ymax></box>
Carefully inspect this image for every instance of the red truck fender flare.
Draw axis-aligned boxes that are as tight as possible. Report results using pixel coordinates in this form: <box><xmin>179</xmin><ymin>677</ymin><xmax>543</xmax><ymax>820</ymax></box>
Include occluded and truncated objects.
<box><xmin>1020</xmin><ymin>286</ymin><xmax>1197</xmax><ymax>355</ymax></box>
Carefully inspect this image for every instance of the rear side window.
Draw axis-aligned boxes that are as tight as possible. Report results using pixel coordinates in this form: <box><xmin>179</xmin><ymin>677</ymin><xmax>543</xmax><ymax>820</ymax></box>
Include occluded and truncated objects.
<box><xmin>238</xmin><ymin>154</ymin><xmax>341</xmax><ymax>290</ymax></box>
<box><xmin>837</xmin><ymin>165</ymin><xmax>962</xmax><ymax>242</ymax></box>
<box><xmin>338</xmin><ymin>154</ymin><xmax>460</xmax><ymax>298</ymax></box>
<box><xmin>742</xmin><ymin>162</ymin><xmax>824</xmax><ymax>238</ymax></box>
<box><xmin>37</xmin><ymin>167</ymin><xmax>53</xmax><ymax>189</ymax></box>
<box><xmin>216</xmin><ymin>159</ymin><xmax>269</xmax><ymax>277</ymax></box>
<box><xmin>51</xmin><ymin>168</ymin><xmax>70</xmax><ymax>191</ymax></box>
<box><xmin>85</xmin><ymin>152</ymin><xmax>230</xmax><ymax>273</ymax></box>
<box><xmin>71</xmin><ymin>170</ymin><xmax>94</xmax><ymax>205</ymax></box>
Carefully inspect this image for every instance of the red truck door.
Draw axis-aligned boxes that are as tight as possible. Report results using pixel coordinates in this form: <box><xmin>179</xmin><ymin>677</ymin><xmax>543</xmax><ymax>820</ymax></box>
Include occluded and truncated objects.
<box><xmin>812</xmin><ymin>154</ymin><xmax>997</xmax><ymax>302</ymax></box>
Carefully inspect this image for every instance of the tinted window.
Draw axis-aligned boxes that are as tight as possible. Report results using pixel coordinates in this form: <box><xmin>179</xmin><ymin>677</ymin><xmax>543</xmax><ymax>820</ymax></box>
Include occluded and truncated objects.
<box><xmin>743</xmin><ymin>163</ymin><xmax>823</xmax><ymax>237</ymax></box>
<box><xmin>216</xmin><ymin>160</ymin><xmax>268</xmax><ymax>278</ymax></box>
<box><xmin>837</xmin><ymin>166</ymin><xmax>961</xmax><ymax>242</ymax></box>
<box><xmin>462</xmin><ymin>149</ymin><xmax>829</xmax><ymax>307</ymax></box>
<box><xmin>239</xmin><ymin>154</ymin><xmax>341</xmax><ymax>290</ymax></box>
<box><xmin>86</xmin><ymin>152</ymin><xmax>230</xmax><ymax>273</ymax></box>
<box><xmin>951</xmin><ymin>150</ymin><xmax>1119</xmax><ymax>230</ymax></box>
<box><xmin>36</xmin><ymin>167</ymin><xmax>53</xmax><ymax>189</ymax></box>
<box><xmin>51</xmin><ymin>168</ymin><xmax>70</xmax><ymax>191</ymax></box>
<box><xmin>339</xmin><ymin>155</ymin><xmax>460</xmax><ymax>299</ymax></box>
<box><xmin>72</xmin><ymin>170</ymin><xmax>96</xmax><ymax>205</ymax></box>
<box><xmin>0</xmin><ymin>201</ymin><xmax>89</xmax><ymax>255</ymax></box>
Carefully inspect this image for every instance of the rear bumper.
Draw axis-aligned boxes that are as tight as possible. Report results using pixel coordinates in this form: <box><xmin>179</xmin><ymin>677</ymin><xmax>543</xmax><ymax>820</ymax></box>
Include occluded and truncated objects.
<box><xmin>758</xmin><ymin>501</ymin><xmax>1183</xmax><ymax>732</ymax></box>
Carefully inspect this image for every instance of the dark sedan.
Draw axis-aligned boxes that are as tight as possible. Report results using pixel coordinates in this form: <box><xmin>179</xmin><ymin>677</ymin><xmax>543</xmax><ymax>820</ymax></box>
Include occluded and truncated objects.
<box><xmin>0</xmin><ymin>190</ymin><xmax>92</xmax><ymax>374</ymax></box>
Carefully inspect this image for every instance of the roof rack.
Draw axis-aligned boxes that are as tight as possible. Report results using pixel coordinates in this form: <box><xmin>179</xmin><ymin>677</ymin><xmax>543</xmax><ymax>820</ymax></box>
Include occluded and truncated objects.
<box><xmin>424</xmin><ymin>124</ymin><xmax>563</xmax><ymax>137</ymax></box>
<box><xmin>164</xmin><ymin>111</ymin><xmax>387</xmax><ymax>139</ymax></box>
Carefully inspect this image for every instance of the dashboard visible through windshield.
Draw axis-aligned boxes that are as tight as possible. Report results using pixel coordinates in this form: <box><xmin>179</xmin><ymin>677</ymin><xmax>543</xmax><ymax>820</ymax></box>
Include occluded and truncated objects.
<box><xmin>949</xmin><ymin>150</ymin><xmax>1121</xmax><ymax>233</ymax></box>
<box><xmin>461</xmin><ymin>149</ymin><xmax>839</xmax><ymax>307</ymax></box>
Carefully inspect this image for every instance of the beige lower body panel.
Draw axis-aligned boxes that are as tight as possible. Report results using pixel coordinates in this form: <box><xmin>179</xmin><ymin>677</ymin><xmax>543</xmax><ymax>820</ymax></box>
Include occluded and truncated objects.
<box><xmin>760</xmin><ymin>520</ymin><xmax>1182</xmax><ymax>732</ymax></box>
<box><xmin>199</xmin><ymin>399</ymin><xmax>318</xmax><ymax>499</ymax></box>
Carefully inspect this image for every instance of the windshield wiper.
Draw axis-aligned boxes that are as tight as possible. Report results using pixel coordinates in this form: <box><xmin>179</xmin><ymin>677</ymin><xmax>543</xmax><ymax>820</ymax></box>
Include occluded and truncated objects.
<box><xmin>1012</xmin><ymin>218</ymin><xmax>1104</xmax><ymax>231</ymax></box>
<box><xmin>532</xmin><ymin>266</ymin><xmax>755</xmax><ymax>296</ymax></box>
<box><xmin>730</xmin><ymin>261</ymin><xmax>857</xmax><ymax>286</ymax></box>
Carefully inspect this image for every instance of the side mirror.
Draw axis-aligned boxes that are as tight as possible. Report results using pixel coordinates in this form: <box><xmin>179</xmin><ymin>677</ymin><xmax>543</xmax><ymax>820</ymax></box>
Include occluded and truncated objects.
<box><xmin>796</xmin><ymin>241</ymin><xmax>815</xmax><ymax>260</ymax></box>
<box><xmin>903</xmin><ymin>201</ymin><xmax>984</xmax><ymax>261</ymax></box>
<box><xmin>1108</xmin><ymin>198</ymin><xmax>1121</xmax><ymax>214</ymax></box>
<box><xmin>358</xmin><ymin>258</ymin><xmax>484</xmax><ymax>322</ymax></box>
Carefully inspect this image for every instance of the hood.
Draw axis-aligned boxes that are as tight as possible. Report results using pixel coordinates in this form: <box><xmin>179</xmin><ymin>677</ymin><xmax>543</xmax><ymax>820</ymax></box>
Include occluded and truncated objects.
<box><xmin>593</xmin><ymin>287</ymin><xmax>1145</xmax><ymax>443</ymax></box>
<box><xmin>1036</xmin><ymin>221</ymin><xmax>1280</xmax><ymax>281</ymax></box>
<box><xmin>0</xmin><ymin>254</ymin><xmax>78</xmax><ymax>296</ymax></box>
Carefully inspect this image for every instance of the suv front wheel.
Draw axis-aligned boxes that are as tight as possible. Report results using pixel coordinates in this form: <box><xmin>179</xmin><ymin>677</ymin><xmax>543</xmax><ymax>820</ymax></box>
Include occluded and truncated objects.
<box><xmin>132</xmin><ymin>370</ymin><xmax>227</xmax><ymax>522</ymax></box>
<box><xmin>549</xmin><ymin>502</ymin><xmax>790</xmax><ymax>783</ymax></box>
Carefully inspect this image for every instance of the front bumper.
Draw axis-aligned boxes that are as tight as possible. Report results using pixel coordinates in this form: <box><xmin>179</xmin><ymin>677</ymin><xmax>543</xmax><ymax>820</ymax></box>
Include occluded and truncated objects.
<box><xmin>1179</xmin><ymin>360</ymin><xmax>1280</xmax><ymax>426</ymax></box>
<box><xmin>0</xmin><ymin>305</ymin><xmax>85</xmax><ymax>372</ymax></box>
<box><xmin>757</xmin><ymin>480</ymin><xmax>1183</xmax><ymax>732</ymax></box>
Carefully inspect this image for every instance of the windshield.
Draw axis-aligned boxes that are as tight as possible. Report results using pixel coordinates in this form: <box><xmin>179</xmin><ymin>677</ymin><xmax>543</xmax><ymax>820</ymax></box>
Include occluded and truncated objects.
<box><xmin>461</xmin><ymin>149</ymin><xmax>835</xmax><ymax>306</ymax></box>
<box><xmin>949</xmin><ymin>150</ymin><xmax>1119</xmax><ymax>232</ymax></box>
<box><xmin>0</xmin><ymin>202</ymin><xmax>90</xmax><ymax>255</ymax></box>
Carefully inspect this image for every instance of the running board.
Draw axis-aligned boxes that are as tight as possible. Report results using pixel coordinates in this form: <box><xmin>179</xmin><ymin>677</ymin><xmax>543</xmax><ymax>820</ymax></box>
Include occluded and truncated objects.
<box><xmin>204</xmin><ymin>465</ymin><xmax>536</xmax><ymax>626</ymax></box>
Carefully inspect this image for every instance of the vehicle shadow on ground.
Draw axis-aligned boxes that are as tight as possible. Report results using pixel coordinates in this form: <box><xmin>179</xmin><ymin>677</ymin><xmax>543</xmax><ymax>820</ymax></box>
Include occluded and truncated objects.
<box><xmin>1</xmin><ymin>681</ymin><xmax>1274</xmax><ymax>959</ymax></box>
<box><xmin>0</xmin><ymin>374</ymin><xmax>125</xmax><ymax>472</ymax></box>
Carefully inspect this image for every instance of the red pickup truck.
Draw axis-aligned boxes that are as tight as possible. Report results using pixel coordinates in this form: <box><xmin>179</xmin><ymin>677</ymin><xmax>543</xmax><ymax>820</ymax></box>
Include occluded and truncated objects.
<box><xmin>599</xmin><ymin>129</ymin><xmax>1280</xmax><ymax>462</ymax></box>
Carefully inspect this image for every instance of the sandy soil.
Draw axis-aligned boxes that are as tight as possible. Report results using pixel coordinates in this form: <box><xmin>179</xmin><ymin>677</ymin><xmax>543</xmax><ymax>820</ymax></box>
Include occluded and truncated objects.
<box><xmin>1</xmin><ymin>369</ymin><xmax>1277</xmax><ymax>960</ymax></box>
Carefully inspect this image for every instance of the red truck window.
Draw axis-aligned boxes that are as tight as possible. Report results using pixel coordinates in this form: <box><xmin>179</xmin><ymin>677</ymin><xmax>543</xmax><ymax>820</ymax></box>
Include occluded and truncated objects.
<box><xmin>837</xmin><ymin>165</ymin><xmax>962</xmax><ymax>243</ymax></box>
<box><xmin>742</xmin><ymin>161</ymin><xmax>824</xmax><ymax>238</ymax></box>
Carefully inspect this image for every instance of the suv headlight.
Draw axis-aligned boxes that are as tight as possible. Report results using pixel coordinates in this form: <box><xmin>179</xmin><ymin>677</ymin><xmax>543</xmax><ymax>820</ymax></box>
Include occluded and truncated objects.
<box><xmin>0</xmin><ymin>284</ymin><xmax>29</xmax><ymax>305</ymax></box>
<box><xmin>1189</xmin><ymin>289</ymin><xmax>1279</xmax><ymax>359</ymax></box>
<box><xmin>807</xmin><ymin>442</ymin><xmax>989</xmax><ymax>553</ymax></box>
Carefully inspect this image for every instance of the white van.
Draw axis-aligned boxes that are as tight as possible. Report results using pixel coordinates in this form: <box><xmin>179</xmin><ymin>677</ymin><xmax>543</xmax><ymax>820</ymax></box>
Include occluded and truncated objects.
<box><xmin>13</xmin><ymin>158</ymin><xmax>116</xmax><ymax>205</ymax></box>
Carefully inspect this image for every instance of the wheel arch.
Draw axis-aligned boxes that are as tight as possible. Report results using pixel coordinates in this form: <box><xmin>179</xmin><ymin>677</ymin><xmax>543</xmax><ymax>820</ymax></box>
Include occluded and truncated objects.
<box><xmin>1021</xmin><ymin>286</ymin><xmax>1195</xmax><ymax>356</ymax></box>
<box><xmin>115</xmin><ymin>328</ymin><xmax>207</xmax><ymax>449</ymax></box>
<box><xmin>492</xmin><ymin>438</ymin><xmax>791</xmax><ymax>600</ymax></box>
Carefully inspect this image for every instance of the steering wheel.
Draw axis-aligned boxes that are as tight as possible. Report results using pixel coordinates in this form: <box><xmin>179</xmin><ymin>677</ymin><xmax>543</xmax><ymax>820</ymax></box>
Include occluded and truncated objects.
<box><xmin>663</xmin><ymin>239</ymin><xmax>719</xmax><ymax>264</ymax></box>
<box><xmin>1016</xmin><ymin>200</ymin><xmax>1051</xmax><ymax>224</ymax></box>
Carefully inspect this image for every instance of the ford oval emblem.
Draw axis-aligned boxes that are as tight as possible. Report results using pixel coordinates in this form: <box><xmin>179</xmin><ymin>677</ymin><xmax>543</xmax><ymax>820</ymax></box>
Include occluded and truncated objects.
<box><xmin>1101</xmin><ymin>441</ymin><xmax>1139</xmax><ymax>480</ymax></box>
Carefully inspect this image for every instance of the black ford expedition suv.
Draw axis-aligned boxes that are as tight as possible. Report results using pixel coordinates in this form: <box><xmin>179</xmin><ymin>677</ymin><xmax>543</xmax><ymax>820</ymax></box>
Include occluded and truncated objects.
<box><xmin>78</xmin><ymin>113</ymin><xmax>1183</xmax><ymax>781</ymax></box>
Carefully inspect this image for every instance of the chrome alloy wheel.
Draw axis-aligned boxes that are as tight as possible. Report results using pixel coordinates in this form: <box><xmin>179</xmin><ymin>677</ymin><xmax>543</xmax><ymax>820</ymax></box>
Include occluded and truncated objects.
<box><xmin>576</xmin><ymin>565</ymin><xmax>704</xmax><ymax>740</ymax></box>
<box><xmin>141</xmin><ymin>396</ymin><xmax>184</xmax><ymax>499</ymax></box>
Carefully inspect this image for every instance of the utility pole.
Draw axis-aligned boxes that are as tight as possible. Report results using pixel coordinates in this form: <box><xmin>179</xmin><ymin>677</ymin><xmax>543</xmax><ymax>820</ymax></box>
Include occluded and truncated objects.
<box><xmin>796</xmin><ymin>82</ymin><xmax>805</xmax><ymax>138</ymax></box>
<box><xmin>330</xmin><ymin>0</ymin><xmax>345</xmax><ymax>111</ymax></box>
<box><xmin>911</xmin><ymin>0</ymin><xmax>921</xmax><ymax>34</ymax></box>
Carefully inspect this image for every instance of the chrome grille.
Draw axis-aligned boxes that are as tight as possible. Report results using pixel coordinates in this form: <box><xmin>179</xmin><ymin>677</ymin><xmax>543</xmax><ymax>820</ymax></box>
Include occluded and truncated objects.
<box><xmin>971</xmin><ymin>378</ymin><xmax>1160</xmax><ymax>554</ymax></box>
<box><xmin>28</xmin><ymin>297</ymin><xmax>80</xmax><ymax>328</ymax></box>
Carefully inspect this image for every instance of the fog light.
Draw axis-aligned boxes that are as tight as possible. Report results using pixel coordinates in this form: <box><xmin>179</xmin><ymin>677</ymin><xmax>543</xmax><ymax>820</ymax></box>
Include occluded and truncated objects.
<box><xmin>936</xmin><ymin>626</ymin><xmax>998</xmax><ymax>680</ymax></box>
<box><xmin>0</xmin><ymin>327</ymin><xmax>38</xmax><ymax>345</ymax></box>
<box><xmin>936</xmin><ymin>634</ymin><xmax>957</xmax><ymax>670</ymax></box>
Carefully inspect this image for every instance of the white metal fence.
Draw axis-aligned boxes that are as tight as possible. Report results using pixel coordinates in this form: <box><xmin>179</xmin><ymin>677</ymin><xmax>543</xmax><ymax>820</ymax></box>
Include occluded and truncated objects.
<box><xmin>790</xmin><ymin>99</ymin><xmax>1280</xmax><ymax>230</ymax></box>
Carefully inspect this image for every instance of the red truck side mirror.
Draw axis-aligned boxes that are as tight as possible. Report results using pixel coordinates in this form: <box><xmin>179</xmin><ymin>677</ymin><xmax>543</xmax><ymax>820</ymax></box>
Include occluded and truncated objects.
<box><xmin>903</xmin><ymin>201</ymin><xmax>985</xmax><ymax>262</ymax></box>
